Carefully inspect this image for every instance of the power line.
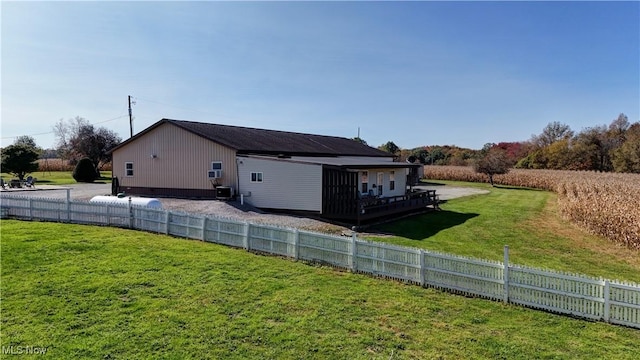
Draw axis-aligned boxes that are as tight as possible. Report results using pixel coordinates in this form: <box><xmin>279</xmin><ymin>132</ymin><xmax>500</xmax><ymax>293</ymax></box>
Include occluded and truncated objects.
<box><xmin>1</xmin><ymin>113</ymin><xmax>129</xmax><ymax>141</ymax></box>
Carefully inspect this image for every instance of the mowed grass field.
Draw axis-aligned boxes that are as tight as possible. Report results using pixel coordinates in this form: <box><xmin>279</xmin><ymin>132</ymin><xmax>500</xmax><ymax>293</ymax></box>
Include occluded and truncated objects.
<box><xmin>1</xmin><ymin>171</ymin><xmax>112</xmax><ymax>186</ymax></box>
<box><xmin>367</xmin><ymin>181</ymin><xmax>640</xmax><ymax>283</ymax></box>
<box><xmin>423</xmin><ymin>166</ymin><xmax>640</xmax><ymax>249</ymax></box>
<box><xmin>2</xmin><ymin>221</ymin><xmax>640</xmax><ymax>359</ymax></box>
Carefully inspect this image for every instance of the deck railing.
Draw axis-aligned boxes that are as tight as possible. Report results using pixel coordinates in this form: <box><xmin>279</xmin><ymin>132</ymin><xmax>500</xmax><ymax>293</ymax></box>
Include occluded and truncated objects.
<box><xmin>357</xmin><ymin>189</ymin><xmax>439</xmax><ymax>223</ymax></box>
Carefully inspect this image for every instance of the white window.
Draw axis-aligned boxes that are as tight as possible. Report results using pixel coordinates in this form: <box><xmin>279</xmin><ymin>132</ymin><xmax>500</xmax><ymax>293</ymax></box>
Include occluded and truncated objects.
<box><xmin>125</xmin><ymin>162</ymin><xmax>133</xmax><ymax>177</ymax></box>
<box><xmin>390</xmin><ymin>171</ymin><xmax>395</xmax><ymax>191</ymax></box>
<box><xmin>211</xmin><ymin>162</ymin><xmax>222</xmax><ymax>170</ymax></box>
<box><xmin>251</xmin><ymin>172</ymin><xmax>263</xmax><ymax>183</ymax></box>
<box><xmin>361</xmin><ymin>171</ymin><xmax>369</xmax><ymax>194</ymax></box>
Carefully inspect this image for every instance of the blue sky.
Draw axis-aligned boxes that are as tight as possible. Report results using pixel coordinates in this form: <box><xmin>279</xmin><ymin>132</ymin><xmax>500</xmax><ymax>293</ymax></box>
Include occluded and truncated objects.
<box><xmin>2</xmin><ymin>1</ymin><xmax>639</xmax><ymax>150</ymax></box>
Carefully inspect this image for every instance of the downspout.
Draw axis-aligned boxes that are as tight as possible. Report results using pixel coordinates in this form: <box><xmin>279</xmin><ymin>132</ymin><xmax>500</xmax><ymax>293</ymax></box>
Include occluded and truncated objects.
<box><xmin>236</xmin><ymin>157</ymin><xmax>241</xmax><ymax>198</ymax></box>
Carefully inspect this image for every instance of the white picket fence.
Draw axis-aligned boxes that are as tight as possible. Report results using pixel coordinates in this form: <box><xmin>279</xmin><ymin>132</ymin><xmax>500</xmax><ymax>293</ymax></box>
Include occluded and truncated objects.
<box><xmin>1</xmin><ymin>194</ymin><xmax>639</xmax><ymax>329</ymax></box>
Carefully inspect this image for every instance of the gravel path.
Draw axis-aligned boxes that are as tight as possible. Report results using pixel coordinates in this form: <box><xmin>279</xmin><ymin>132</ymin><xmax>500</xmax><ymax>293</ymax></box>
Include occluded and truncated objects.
<box><xmin>2</xmin><ymin>183</ymin><xmax>489</xmax><ymax>233</ymax></box>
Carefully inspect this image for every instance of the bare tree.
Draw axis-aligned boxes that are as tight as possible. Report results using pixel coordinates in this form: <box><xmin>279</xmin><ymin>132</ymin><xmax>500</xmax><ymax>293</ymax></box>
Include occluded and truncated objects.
<box><xmin>532</xmin><ymin>121</ymin><xmax>574</xmax><ymax>148</ymax></box>
<box><xmin>53</xmin><ymin>116</ymin><xmax>91</xmax><ymax>162</ymax></box>
<box><xmin>53</xmin><ymin>116</ymin><xmax>121</xmax><ymax>171</ymax></box>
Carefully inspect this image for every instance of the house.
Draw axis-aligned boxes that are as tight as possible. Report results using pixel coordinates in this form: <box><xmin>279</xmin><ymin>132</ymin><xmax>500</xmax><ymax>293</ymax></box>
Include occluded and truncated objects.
<box><xmin>109</xmin><ymin>119</ymin><xmax>436</xmax><ymax>224</ymax></box>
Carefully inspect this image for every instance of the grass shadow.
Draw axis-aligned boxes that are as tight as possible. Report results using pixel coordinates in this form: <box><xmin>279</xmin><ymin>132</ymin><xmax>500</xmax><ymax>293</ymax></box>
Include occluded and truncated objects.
<box><xmin>418</xmin><ymin>181</ymin><xmax>448</xmax><ymax>186</ymax></box>
<box><xmin>493</xmin><ymin>185</ymin><xmax>544</xmax><ymax>191</ymax></box>
<box><xmin>369</xmin><ymin>210</ymin><xmax>479</xmax><ymax>240</ymax></box>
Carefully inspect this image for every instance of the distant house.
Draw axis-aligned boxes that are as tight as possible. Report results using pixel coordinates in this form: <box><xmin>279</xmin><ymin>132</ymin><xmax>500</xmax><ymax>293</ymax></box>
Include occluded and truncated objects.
<box><xmin>109</xmin><ymin>119</ymin><xmax>435</xmax><ymax>224</ymax></box>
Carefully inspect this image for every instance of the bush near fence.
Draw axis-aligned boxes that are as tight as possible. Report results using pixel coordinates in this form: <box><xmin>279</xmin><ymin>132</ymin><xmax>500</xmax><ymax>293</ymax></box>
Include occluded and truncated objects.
<box><xmin>1</xmin><ymin>194</ymin><xmax>639</xmax><ymax>329</ymax></box>
<box><xmin>423</xmin><ymin>166</ymin><xmax>640</xmax><ymax>250</ymax></box>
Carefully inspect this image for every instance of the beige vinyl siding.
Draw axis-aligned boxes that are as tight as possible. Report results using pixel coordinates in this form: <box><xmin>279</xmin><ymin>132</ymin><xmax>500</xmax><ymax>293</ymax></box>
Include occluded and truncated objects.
<box><xmin>237</xmin><ymin>156</ymin><xmax>322</xmax><ymax>212</ymax></box>
<box><xmin>358</xmin><ymin>168</ymin><xmax>406</xmax><ymax>198</ymax></box>
<box><xmin>112</xmin><ymin>122</ymin><xmax>237</xmax><ymax>190</ymax></box>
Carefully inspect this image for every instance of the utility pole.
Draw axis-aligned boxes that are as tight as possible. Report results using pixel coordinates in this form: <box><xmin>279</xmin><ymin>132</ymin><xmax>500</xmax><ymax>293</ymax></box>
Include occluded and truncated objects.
<box><xmin>128</xmin><ymin>95</ymin><xmax>134</xmax><ymax>138</ymax></box>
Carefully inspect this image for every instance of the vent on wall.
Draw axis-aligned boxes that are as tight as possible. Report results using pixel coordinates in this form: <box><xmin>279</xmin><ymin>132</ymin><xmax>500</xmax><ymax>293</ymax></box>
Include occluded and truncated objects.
<box><xmin>208</xmin><ymin>170</ymin><xmax>223</xmax><ymax>179</ymax></box>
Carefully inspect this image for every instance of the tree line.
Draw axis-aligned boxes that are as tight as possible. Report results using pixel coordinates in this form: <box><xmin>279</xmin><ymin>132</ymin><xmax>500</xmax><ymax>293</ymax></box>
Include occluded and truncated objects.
<box><xmin>1</xmin><ymin>116</ymin><xmax>121</xmax><ymax>181</ymax></box>
<box><xmin>372</xmin><ymin>113</ymin><xmax>639</xmax><ymax>174</ymax></box>
<box><xmin>2</xmin><ymin>113</ymin><xmax>637</xmax><ymax>183</ymax></box>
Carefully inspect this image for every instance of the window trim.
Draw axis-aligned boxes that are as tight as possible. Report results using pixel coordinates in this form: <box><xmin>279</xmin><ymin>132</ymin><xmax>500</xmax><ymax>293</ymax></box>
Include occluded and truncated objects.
<box><xmin>390</xmin><ymin>171</ymin><xmax>395</xmax><ymax>191</ymax></box>
<box><xmin>361</xmin><ymin>171</ymin><xmax>369</xmax><ymax>194</ymax></box>
<box><xmin>211</xmin><ymin>161</ymin><xmax>222</xmax><ymax>170</ymax></box>
<box><xmin>250</xmin><ymin>172</ymin><xmax>263</xmax><ymax>183</ymax></box>
<box><xmin>125</xmin><ymin>162</ymin><xmax>134</xmax><ymax>177</ymax></box>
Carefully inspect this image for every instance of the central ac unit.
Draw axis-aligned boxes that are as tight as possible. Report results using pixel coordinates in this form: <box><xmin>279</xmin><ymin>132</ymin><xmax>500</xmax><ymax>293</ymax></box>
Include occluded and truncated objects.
<box><xmin>208</xmin><ymin>170</ymin><xmax>223</xmax><ymax>179</ymax></box>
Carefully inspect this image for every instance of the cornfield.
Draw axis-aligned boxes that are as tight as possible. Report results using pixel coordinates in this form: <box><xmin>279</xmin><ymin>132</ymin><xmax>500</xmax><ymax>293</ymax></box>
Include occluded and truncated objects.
<box><xmin>424</xmin><ymin>166</ymin><xmax>640</xmax><ymax>250</ymax></box>
<box><xmin>37</xmin><ymin>158</ymin><xmax>113</xmax><ymax>172</ymax></box>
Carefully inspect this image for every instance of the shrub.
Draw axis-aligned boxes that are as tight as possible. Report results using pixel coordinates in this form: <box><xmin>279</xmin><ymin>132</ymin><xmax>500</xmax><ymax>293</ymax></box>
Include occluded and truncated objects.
<box><xmin>72</xmin><ymin>158</ymin><xmax>98</xmax><ymax>183</ymax></box>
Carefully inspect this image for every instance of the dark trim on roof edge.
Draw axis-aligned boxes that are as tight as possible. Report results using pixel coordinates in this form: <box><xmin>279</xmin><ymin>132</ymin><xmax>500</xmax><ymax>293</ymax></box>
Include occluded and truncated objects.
<box><xmin>108</xmin><ymin>118</ymin><xmax>393</xmax><ymax>158</ymax></box>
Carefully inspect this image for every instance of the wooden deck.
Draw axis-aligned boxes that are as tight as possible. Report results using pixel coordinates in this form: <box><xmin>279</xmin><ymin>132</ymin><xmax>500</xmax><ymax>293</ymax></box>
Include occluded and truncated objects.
<box><xmin>321</xmin><ymin>167</ymin><xmax>439</xmax><ymax>225</ymax></box>
<box><xmin>322</xmin><ymin>187</ymin><xmax>439</xmax><ymax>225</ymax></box>
<box><xmin>356</xmin><ymin>189</ymin><xmax>439</xmax><ymax>224</ymax></box>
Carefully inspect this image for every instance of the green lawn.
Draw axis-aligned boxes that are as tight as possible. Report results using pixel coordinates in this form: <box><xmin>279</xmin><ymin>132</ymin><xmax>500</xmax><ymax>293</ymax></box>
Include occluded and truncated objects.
<box><xmin>367</xmin><ymin>181</ymin><xmax>640</xmax><ymax>283</ymax></box>
<box><xmin>1</xmin><ymin>220</ymin><xmax>639</xmax><ymax>359</ymax></box>
<box><xmin>1</xmin><ymin>171</ymin><xmax>112</xmax><ymax>186</ymax></box>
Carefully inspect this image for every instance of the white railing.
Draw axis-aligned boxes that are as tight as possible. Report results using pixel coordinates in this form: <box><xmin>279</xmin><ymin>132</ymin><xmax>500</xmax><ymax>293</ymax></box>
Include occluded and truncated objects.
<box><xmin>1</xmin><ymin>194</ymin><xmax>638</xmax><ymax>329</ymax></box>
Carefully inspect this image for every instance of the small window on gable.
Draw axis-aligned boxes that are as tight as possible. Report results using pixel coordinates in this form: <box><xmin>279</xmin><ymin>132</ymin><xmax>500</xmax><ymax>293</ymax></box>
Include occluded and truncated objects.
<box><xmin>125</xmin><ymin>162</ymin><xmax>133</xmax><ymax>177</ymax></box>
<box><xmin>251</xmin><ymin>172</ymin><xmax>263</xmax><ymax>183</ymax></box>
<box><xmin>211</xmin><ymin>162</ymin><xmax>222</xmax><ymax>170</ymax></box>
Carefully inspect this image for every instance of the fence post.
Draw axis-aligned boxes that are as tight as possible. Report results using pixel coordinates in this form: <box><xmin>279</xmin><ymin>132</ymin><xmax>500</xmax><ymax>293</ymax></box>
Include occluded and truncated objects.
<box><xmin>503</xmin><ymin>245</ymin><xmax>510</xmax><ymax>304</ymax></box>
<box><xmin>419</xmin><ymin>250</ymin><xmax>426</xmax><ymax>287</ymax></box>
<box><xmin>201</xmin><ymin>216</ymin><xmax>207</xmax><ymax>241</ymax></box>
<box><xmin>165</xmin><ymin>210</ymin><xmax>170</xmax><ymax>235</ymax></box>
<box><xmin>604</xmin><ymin>280</ymin><xmax>611</xmax><ymax>322</ymax></box>
<box><xmin>28</xmin><ymin>198</ymin><xmax>33</xmax><ymax>220</ymax></box>
<box><xmin>106</xmin><ymin>204</ymin><xmax>111</xmax><ymax>226</ymax></box>
<box><xmin>293</xmin><ymin>228</ymin><xmax>299</xmax><ymax>260</ymax></box>
<box><xmin>128</xmin><ymin>197</ymin><xmax>133</xmax><ymax>229</ymax></box>
<box><xmin>66</xmin><ymin>188</ymin><xmax>71</xmax><ymax>222</ymax></box>
<box><xmin>243</xmin><ymin>222</ymin><xmax>251</xmax><ymax>250</ymax></box>
<box><xmin>351</xmin><ymin>232</ymin><xmax>357</xmax><ymax>272</ymax></box>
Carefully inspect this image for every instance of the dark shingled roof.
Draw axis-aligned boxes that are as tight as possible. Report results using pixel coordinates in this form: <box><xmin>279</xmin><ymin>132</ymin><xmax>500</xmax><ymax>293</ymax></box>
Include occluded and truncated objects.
<box><xmin>112</xmin><ymin>119</ymin><xmax>392</xmax><ymax>157</ymax></box>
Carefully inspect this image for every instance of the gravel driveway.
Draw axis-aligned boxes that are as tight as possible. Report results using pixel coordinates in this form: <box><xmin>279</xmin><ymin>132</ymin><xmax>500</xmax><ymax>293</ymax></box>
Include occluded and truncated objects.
<box><xmin>2</xmin><ymin>182</ymin><xmax>489</xmax><ymax>233</ymax></box>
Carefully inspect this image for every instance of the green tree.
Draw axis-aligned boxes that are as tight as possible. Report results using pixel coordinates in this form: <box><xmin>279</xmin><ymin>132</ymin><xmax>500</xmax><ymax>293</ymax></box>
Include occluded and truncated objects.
<box><xmin>14</xmin><ymin>135</ymin><xmax>39</xmax><ymax>149</ymax></box>
<box><xmin>473</xmin><ymin>144</ymin><xmax>511</xmax><ymax>186</ymax></box>
<box><xmin>544</xmin><ymin>139</ymin><xmax>576</xmax><ymax>170</ymax></box>
<box><xmin>72</xmin><ymin>157</ymin><xmax>98</xmax><ymax>183</ymax></box>
<box><xmin>352</xmin><ymin>137</ymin><xmax>368</xmax><ymax>146</ymax></box>
<box><xmin>612</xmin><ymin>122</ymin><xmax>640</xmax><ymax>173</ymax></box>
<box><xmin>379</xmin><ymin>141</ymin><xmax>399</xmax><ymax>155</ymax></box>
<box><xmin>425</xmin><ymin>146</ymin><xmax>447</xmax><ymax>165</ymax></box>
<box><xmin>410</xmin><ymin>148</ymin><xmax>429</xmax><ymax>164</ymax></box>
<box><xmin>1</xmin><ymin>144</ymin><xmax>40</xmax><ymax>180</ymax></box>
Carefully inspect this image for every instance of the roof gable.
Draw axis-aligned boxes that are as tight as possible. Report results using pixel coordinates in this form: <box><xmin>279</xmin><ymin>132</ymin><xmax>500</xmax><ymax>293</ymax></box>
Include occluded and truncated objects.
<box><xmin>111</xmin><ymin>118</ymin><xmax>392</xmax><ymax>157</ymax></box>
